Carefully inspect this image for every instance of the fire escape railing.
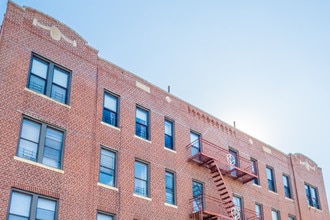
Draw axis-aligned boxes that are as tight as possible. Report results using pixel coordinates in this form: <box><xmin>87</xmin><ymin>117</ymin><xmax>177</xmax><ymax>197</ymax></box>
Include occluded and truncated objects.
<box><xmin>186</xmin><ymin>138</ymin><xmax>257</xmax><ymax>183</ymax></box>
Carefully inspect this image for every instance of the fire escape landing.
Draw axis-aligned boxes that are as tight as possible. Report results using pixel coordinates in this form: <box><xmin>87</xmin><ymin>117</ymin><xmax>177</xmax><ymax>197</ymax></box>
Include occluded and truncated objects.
<box><xmin>187</xmin><ymin>138</ymin><xmax>258</xmax><ymax>220</ymax></box>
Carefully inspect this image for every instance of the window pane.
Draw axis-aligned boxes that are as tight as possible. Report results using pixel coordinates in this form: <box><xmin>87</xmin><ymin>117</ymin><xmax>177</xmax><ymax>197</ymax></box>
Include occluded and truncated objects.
<box><xmin>9</xmin><ymin>192</ymin><xmax>31</xmax><ymax>218</ymax></box>
<box><xmin>272</xmin><ymin>210</ymin><xmax>279</xmax><ymax>220</ymax></box>
<box><xmin>21</xmin><ymin>120</ymin><xmax>41</xmax><ymax>142</ymax></box>
<box><xmin>53</xmin><ymin>68</ymin><xmax>68</xmax><ymax>88</ymax></box>
<box><xmin>136</xmin><ymin>108</ymin><xmax>148</xmax><ymax>125</ymax></box>
<box><xmin>135</xmin><ymin>162</ymin><xmax>147</xmax><ymax>180</ymax></box>
<box><xmin>104</xmin><ymin>94</ymin><xmax>117</xmax><ymax>112</ymax></box>
<box><xmin>134</xmin><ymin>179</ymin><xmax>147</xmax><ymax>196</ymax></box>
<box><xmin>36</xmin><ymin>198</ymin><xmax>56</xmax><ymax>220</ymax></box>
<box><xmin>43</xmin><ymin>128</ymin><xmax>63</xmax><ymax>168</ymax></box>
<box><xmin>31</xmin><ymin>58</ymin><xmax>48</xmax><ymax>79</ymax></box>
<box><xmin>18</xmin><ymin>139</ymin><xmax>38</xmax><ymax>161</ymax></box>
<box><xmin>29</xmin><ymin>75</ymin><xmax>46</xmax><ymax>94</ymax></box>
<box><xmin>165</xmin><ymin>121</ymin><xmax>172</xmax><ymax>135</ymax></box>
<box><xmin>101</xmin><ymin>150</ymin><xmax>115</xmax><ymax>169</ymax></box>
<box><xmin>99</xmin><ymin>149</ymin><xmax>115</xmax><ymax>186</ymax></box>
<box><xmin>136</xmin><ymin>124</ymin><xmax>147</xmax><ymax>139</ymax></box>
<box><xmin>97</xmin><ymin>213</ymin><xmax>113</xmax><ymax>220</ymax></box>
<box><xmin>51</xmin><ymin>84</ymin><xmax>66</xmax><ymax>103</ymax></box>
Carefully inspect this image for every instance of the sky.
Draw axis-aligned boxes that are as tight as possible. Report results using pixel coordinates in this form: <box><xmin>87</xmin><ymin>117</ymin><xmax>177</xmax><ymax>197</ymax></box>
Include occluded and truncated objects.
<box><xmin>1</xmin><ymin>0</ymin><xmax>329</xmax><ymax>208</ymax></box>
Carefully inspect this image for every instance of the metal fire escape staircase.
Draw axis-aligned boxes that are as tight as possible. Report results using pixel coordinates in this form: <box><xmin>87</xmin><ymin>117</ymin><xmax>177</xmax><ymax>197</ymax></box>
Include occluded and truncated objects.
<box><xmin>187</xmin><ymin>139</ymin><xmax>258</xmax><ymax>220</ymax></box>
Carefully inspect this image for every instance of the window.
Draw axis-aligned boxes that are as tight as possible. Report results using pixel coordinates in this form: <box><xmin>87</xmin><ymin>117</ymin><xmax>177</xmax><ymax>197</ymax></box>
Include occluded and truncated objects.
<box><xmin>266</xmin><ymin>166</ymin><xmax>276</xmax><ymax>192</ymax></box>
<box><xmin>102</xmin><ymin>92</ymin><xmax>119</xmax><ymax>127</ymax></box>
<box><xmin>17</xmin><ymin>118</ymin><xmax>64</xmax><ymax>169</ymax></box>
<box><xmin>27</xmin><ymin>54</ymin><xmax>71</xmax><ymax>104</ymax></box>
<box><xmin>288</xmin><ymin>215</ymin><xmax>295</xmax><ymax>220</ymax></box>
<box><xmin>165</xmin><ymin>171</ymin><xmax>176</xmax><ymax>205</ymax></box>
<box><xmin>190</xmin><ymin>131</ymin><xmax>201</xmax><ymax>156</ymax></box>
<box><xmin>99</xmin><ymin>148</ymin><xmax>116</xmax><ymax>187</ymax></box>
<box><xmin>271</xmin><ymin>209</ymin><xmax>280</xmax><ymax>220</ymax></box>
<box><xmin>164</xmin><ymin>119</ymin><xmax>174</xmax><ymax>149</ymax></box>
<box><xmin>8</xmin><ymin>190</ymin><xmax>57</xmax><ymax>220</ymax></box>
<box><xmin>233</xmin><ymin>195</ymin><xmax>244</xmax><ymax>220</ymax></box>
<box><xmin>251</xmin><ymin>158</ymin><xmax>259</xmax><ymax>185</ymax></box>
<box><xmin>97</xmin><ymin>212</ymin><xmax>113</xmax><ymax>220</ymax></box>
<box><xmin>192</xmin><ymin>181</ymin><xmax>203</xmax><ymax>212</ymax></box>
<box><xmin>282</xmin><ymin>175</ymin><xmax>292</xmax><ymax>198</ymax></box>
<box><xmin>305</xmin><ymin>183</ymin><xmax>320</xmax><ymax>209</ymax></box>
<box><xmin>134</xmin><ymin>160</ymin><xmax>149</xmax><ymax>197</ymax></box>
<box><xmin>135</xmin><ymin>107</ymin><xmax>150</xmax><ymax>140</ymax></box>
<box><xmin>255</xmin><ymin>203</ymin><xmax>263</xmax><ymax>220</ymax></box>
<box><xmin>228</xmin><ymin>148</ymin><xmax>239</xmax><ymax>176</ymax></box>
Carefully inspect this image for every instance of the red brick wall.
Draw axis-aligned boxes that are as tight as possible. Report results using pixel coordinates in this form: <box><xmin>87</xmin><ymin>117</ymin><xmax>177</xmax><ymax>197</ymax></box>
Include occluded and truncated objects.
<box><xmin>0</xmin><ymin>2</ymin><xmax>329</xmax><ymax>220</ymax></box>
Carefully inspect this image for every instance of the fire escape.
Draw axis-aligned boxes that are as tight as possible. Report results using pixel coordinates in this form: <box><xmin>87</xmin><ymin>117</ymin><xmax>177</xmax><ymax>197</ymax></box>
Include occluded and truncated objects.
<box><xmin>187</xmin><ymin>138</ymin><xmax>259</xmax><ymax>220</ymax></box>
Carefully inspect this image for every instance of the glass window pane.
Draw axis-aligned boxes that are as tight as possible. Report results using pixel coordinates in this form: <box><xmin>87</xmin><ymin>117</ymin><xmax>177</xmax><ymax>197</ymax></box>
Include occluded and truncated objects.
<box><xmin>45</xmin><ymin>128</ymin><xmax>63</xmax><ymax>150</ymax></box>
<box><xmin>29</xmin><ymin>75</ymin><xmax>46</xmax><ymax>94</ymax></box>
<box><xmin>165</xmin><ymin>121</ymin><xmax>172</xmax><ymax>135</ymax></box>
<box><xmin>51</xmin><ymin>84</ymin><xmax>66</xmax><ymax>103</ymax></box>
<box><xmin>18</xmin><ymin>139</ymin><xmax>38</xmax><ymax>161</ymax></box>
<box><xmin>31</xmin><ymin>58</ymin><xmax>48</xmax><ymax>79</ymax></box>
<box><xmin>21</xmin><ymin>120</ymin><xmax>41</xmax><ymax>142</ymax></box>
<box><xmin>9</xmin><ymin>192</ymin><xmax>31</xmax><ymax>218</ymax></box>
<box><xmin>272</xmin><ymin>210</ymin><xmax>279</xmax><ymax>220</ymax></box>
<box><xmin>99</xmin><ymin>170</ymin><xmax>114</xmax><ymax>186</ymax></box>
<box><xmin>104</xmin><ymin>94</ymin><xmax>117</xmax><ymax>112</ymax></box>
<box><xmin>36</xmin><ymin>198</ymin><xmax>56</xmax><ymax>220</ymax></box>
<box><xmin>101</xmin><ymin>150</ymin><xmax>115</xmax><ymax>169</ymax></box>
<box><xmin>136</xmin><ymin>108</ymin><xmax>147</xmax><ymax>125</ymax></box>
<box><xmin>135</xmin><ymin>162</ymin><xmax>147</xmax><ymax>180</ymax></box>
<box><xmin>97</xmin><ymin>213</ymin><xmax>113</xmax><ymax>220</ymax></box>
<box><xmin>53</xmin><ymin>68</ymin><xmax>68</xmax><ymax>88</ymax></box>
<box><xmin>134</xmin><ymin>179</ymin><xmax>147</xmax><ymax>196</ymax></box>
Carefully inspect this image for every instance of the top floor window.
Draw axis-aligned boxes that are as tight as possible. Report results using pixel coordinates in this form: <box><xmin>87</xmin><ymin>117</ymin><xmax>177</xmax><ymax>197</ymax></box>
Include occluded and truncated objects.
<box><xmin>164</xmin><ymin>119</ymin><xmax>174</xmax><ymax>150</ymax></box>
<box><xmin>135</xmin><ymin>107</ymin><xmax>150</xmax><ymax>140</ymax></box>
<box><xmin>190</xmin><ymin>131</ymin><xmax>201</xmax><ymax>156</ymax></box>
<box><xmin>102</xmin><ymin>92</ymin><xmax>119</xmax><ymax>127</ymax></box>
<box><xmin>27</xmin><ymin>54</ymin><xmax>71</xmax><ymax>104</ymax></box>
<box><xmin>305</xmin><ymin>183</ymin><xmax>320</xmax><ymax>209</ymax></box>
<box><xmin>266</xmin><ymin>166</ymin><xmax>276</xmax><ymax>192</ymax></box>
<box><xmin>282</xmin><ymin>175</ymin><xmax>292</xmax><ymax>199</ymax></box>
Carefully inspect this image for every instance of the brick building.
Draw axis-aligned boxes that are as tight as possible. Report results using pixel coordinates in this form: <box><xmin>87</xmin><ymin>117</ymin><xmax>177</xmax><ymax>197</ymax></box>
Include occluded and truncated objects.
<box><xmin>0</xmin><ymin>2</ymin><xmax>329</xmax><ymax>220</ymax></box>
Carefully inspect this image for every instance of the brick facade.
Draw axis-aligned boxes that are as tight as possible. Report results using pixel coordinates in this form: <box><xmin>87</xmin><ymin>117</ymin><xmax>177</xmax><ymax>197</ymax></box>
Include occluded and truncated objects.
<box><xmin>0</xmin><ymin>2</ymin><xmax>329</xmax><ymax>220</ymax></box>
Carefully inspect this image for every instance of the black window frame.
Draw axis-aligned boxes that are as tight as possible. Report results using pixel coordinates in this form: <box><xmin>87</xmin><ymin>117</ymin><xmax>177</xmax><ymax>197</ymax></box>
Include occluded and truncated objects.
<box><xmin>255</xmin><ymin>203</ymin><xmax>263</xmax><ymax>220</ymax></box>
<box><xmin>266</xmin><ymin>166</ymin><xmax>276</xmax><ymax>192</ymax></box>
<box><xmin>96</xmin><ymin>211</ymin><xmax>114</xmax><ymax>220</ymax></box>
<box><xmin>7</xmin><ymin>189</ymin><xmax>58</xmax><ymax>220</ymax></box>
<box><xmin>282</xmin><ymin>174</ymin><xmax>292</xmax><ymax>199</ymax></box>
<box><xmin>164</xmin><ymin>119</ymin><xmax>174</xmax><ymax>150</ymax></box>
<box><xmin>165</xmin><ymin>170</ymin><xmax>176</xmax><ymax>205</ymax></box>
<box><xmin>135</xmin><ymin>106</ymin><xmax>150</xmax><ymax>140</ymax></box>
<box><xmin>305</xmin><ymin>183</ymin><xmax>321</xmax><ymax>209</ymax></box>
<box><xmin>99</xmin><ymin>147</ymin><xmax>117</xmax><ymax>187</ymax></box>
<box><xmin>102</xmin><ymin>91</ymin><xmax>119</xmax><ymax>127</ymax></box>
<box><xmin>232</xmin><ymin>194</ymin><xmax>244</xmax><ymax>220</ymax></box>
<box><xmin>134</xmin><ymin>160</ymin><xmax>150</xmax><ymax>197</ymax></box>
<box><xmin>27</xmin><ymin>53</ymin><xmax>71</xmax><ymax>105</ymax></box>
<box><xmin>251</xmin><ymin>158</ymin><xmax>259</xmax><ymax>185</ymax></box>
<box><xmin>17</xmin><ymin>117</ymin><xmax>65</xmax><ymax>169</ymax></box>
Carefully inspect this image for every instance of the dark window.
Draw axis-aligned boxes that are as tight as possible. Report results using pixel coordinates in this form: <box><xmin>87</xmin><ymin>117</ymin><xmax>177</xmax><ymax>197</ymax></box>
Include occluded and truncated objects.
<box><xmin>97</xmin><ymin>212</ymin><xmax>113</xmax><ymax>220</ymax></box>
<box><xmin>27</xmin><ymin>55</ymin><xmax>71</xmax><ymax>104</ymax></box>
<box><xmin>251</xmin><ymin>158</ymin><xmax>259</xmax><ymax>185</ymax></box>
<box><xmin>102</xmin><ymin>92</ymin><xmax>119</xmax><ymax>127</ymax></box>
<box><xmin>17</xmin><ymin>118</ymin><xmax>64</xmax><ymax>169</ymax></box>
<box><xmin>271</xmin><ymin>209</ymin><xmax>280</xmax><ymax>220</ymax></box>
<box><xmin>99</xmin><ymin>148</ymin><xmax>116</xmax><ymax>187</ymax></box>
<box><xmin>192</xmin><ymin>181</ymin><xmax>204</xmax><ymax>212</ymax></box>
<box><xmin>134</xmin><ymin>160</ymin><xmax>149</xmax><ymax>197</ymax></box>
<box><xmin>255</xmin><ymin>203</ymin><xmax>263</xmax><ymax>220</ymax></box>
<box><xmin>135</xmin><ymin>107</ymin><xmax>149</xmax><ymax>140</ymax></box>
<box><xmin>165</xmin><ymin>171</ymin><xmax>176</xmax><ymax>205</ymax></box>
<box><xmin>8</xmin><ymin>190</ymin><xmax>57</xmax><ymax>220</ymax></box>
<box><xmin>233</xmin><ymin>195</ymin><xmax>244</xmax><ymax>220</ymax></box>
<box><xmin>266</xmin><ymin>166</ymin><xmax>276</xmax><ymax>192</ymax></box>
<box><xmin>305</xmin><ymin>183</ymin><xmax>320</xmax><ymax>209</ymax></box>
<box><xmin>190</xmin><ymin>131</ymin><xmax>201</xmax><ymax>156</ymax></box>
<box><xmin>164</xmin><ymin>119</ymin><xmax>174</xmax><ymax>149</ymax></box>
<box><xmin>282</xmin><ymin>175</ymin><xmax>292</xmax><ymax>198</ymax></box>
<box><xmin>228</xmin><ymin>148</ymin><xmax>239</xmax><ymax>176</ymax></box>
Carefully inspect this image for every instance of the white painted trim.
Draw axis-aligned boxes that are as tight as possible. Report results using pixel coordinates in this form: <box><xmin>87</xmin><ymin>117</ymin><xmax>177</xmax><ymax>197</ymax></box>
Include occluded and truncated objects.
<box><xmin>14</xmin><ymin>156</ymin><xmax>64</xmax><ymax>173</ymax></box>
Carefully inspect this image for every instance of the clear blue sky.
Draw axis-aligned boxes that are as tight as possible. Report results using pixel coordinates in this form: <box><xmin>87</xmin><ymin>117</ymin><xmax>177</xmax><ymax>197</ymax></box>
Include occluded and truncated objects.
<box><xmin>1</xmin><ymin>0</ymin><xmax>330</xmax><ymax>208</ymax></box>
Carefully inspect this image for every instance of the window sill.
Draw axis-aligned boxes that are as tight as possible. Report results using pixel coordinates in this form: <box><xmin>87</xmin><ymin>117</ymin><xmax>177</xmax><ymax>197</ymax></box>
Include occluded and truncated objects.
<box><xmin>97</xmin><ymin>182</ymin><xmax>119</xmax><ymax>191</ymax></box>
<box><xmin>134</xmin><ymin>135</ymin><xmax>152</xmax><ymax>144</ymax></box>
<box><xmin>133</xmin><ymin>193</ymin><xmax>152</xmax><ymax>201</ymax></box>
<box><xmin>268</xmin><ymin>190</ymin><xmax>278</xmax><ymax>195</ymax></box>
<box><xmin>14</xmin><ymin>156</ymin><xmax>64</xmax><ymax>174</ymax></box>
<box><xmin>101</xmin><ymin>121</ymin><xmax>120</xmax><ymax>131</ymax></box>
<box><xmin>165</xmin><ymin>203</ymin><xmax>178</xmax><ymax>209</ymax></box>
<box><xmin>308</xmin><ymin>206</ymin><xmax>322</xmax><ymax>212</ymax></box>
<box><xmin>25</xmin><ymin>88</ymin><xmax>71</xmax><ymax>108</ymax></box>
<box><xmin>164</xmin><ymin>147</ymin><xmax>176</xmax><ymax>153</ymax></box>
<box><xmin>285</xmin><ymin>197</ymin><xmax>294</xmax><ymax>202</ymax></box>
<box><xmin>252</xmin><ymin>183</ymin><xmax>261</xmax><ymax>188</ymax></box>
